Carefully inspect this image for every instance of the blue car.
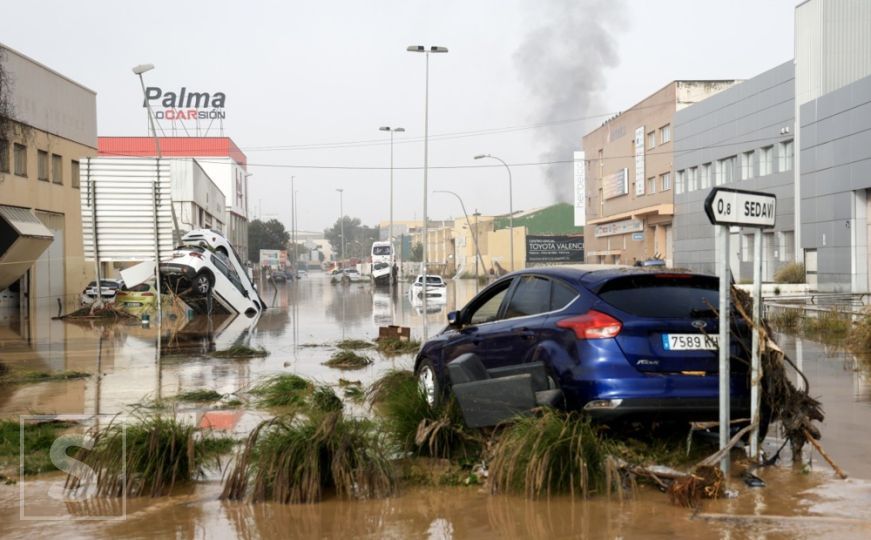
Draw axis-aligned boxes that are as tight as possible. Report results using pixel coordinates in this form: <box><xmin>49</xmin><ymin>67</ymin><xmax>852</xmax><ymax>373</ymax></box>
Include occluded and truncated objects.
<box><xmin>414</xmin><ymin>265</ymin><xmax>755</xmax><ymax>425</ymax></box>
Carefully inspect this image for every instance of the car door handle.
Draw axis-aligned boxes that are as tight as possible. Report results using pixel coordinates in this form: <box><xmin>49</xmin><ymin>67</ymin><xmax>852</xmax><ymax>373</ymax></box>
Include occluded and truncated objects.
<box><xmin>515</xmin><ymin>328</ymin><xmax>536</xmax><ymax>340</ymax></box>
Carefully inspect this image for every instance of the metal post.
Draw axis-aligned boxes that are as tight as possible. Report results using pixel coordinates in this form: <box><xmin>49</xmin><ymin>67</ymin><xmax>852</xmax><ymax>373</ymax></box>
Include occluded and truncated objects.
<box><xmin>434</xmin><ymin>191</ymin><xmax>484</xmax><ymax>290</ymax></box>
<box><xmin>750</xmin><ymin>228</ymin><xmax>763</xmax><ymax>460</ymax></box>
<box><xmin>474</xmin><ymin>211</ymin><xmax>480</xmax><ymax>292</ymax></box>
<box><xmin>389</xmin><ymin>130</ymin><xmax>395</xmax><ymax>282</ymax></box>
<box><xmin>290</xmin><ymin>176</ymin><xmax>295</xmax><ymax>275</ymax></box>
<box><xmin>718</xmin><ymin>225</ymin><xmax>731</xmax><ymax>473</ymax></box>
<box><xmin>422</xmin><ymin>51</ymin><xmax>430</xmax><ymax>339</ymax></box>
<box><xmin>337</xmin><ymin>188</ymin><xmax>345</xmax><ymax>261</ymax></box>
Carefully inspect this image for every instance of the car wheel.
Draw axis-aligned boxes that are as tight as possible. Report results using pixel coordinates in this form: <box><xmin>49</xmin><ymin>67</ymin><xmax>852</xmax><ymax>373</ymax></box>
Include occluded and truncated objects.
<box><xmin>193</xmin><ymin>272</ymin><xmax>212</xmax><ymax>296</ymax></box>
<box><xmin>416</xmin><ymin>359</ymin><xmax>440</xmax><ymax>408</ymax></box>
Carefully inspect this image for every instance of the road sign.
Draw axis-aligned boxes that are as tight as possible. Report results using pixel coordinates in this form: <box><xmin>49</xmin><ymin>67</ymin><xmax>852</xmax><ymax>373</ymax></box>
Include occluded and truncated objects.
<box><xmin>704</xmin><ymin>187</ymin><xmax>776</xmax><ymax>228</ymax></box>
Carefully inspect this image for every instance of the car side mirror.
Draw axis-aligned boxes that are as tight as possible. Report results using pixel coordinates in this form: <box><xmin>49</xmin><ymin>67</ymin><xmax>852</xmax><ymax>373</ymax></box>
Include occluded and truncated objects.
<box><xmin>447</xmin><ymin>310</ymin><xmax>461</xmax><ymax>327</ymax></box>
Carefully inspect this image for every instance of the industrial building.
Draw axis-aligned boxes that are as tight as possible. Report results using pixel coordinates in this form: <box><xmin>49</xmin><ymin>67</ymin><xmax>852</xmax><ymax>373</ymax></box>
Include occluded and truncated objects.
<box><xmin>0</xmin><ymin>43</ymin><xmax>97</xmax><ymax>321</ymax></box>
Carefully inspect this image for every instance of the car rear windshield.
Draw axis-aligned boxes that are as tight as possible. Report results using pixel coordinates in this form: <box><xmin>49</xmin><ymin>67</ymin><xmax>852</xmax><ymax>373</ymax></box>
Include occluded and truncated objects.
<box><xmin>596</xmin><ymin>274</ymin><xmax>720</xmax><ymax>318</ymax></box>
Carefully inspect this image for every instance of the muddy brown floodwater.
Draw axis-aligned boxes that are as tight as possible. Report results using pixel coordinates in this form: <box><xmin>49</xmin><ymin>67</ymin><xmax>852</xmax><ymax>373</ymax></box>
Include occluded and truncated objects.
<box><xmin>2</xmin><ymin>272</ymin><xmax>871</xmax><ymax>539</ymax></box>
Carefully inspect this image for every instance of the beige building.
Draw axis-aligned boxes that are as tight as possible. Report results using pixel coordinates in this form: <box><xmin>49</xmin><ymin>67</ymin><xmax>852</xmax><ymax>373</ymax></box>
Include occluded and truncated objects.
<box><xmin>582</xmin><ymin>81</ymin><xmax>736</xmax><ymax>265</ymax></box>
<box><xmin>0</xmin><ymin>44</ymin><xmax>97</xmax><ymax>319</ymax></box>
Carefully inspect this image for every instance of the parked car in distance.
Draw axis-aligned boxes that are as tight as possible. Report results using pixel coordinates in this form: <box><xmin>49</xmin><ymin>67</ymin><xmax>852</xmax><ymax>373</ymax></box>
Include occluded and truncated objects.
<box><xmin>269</xmin><ymin>269</ymin><xmax>288</xmax><ymax>283</ymax></box>
<box><xmin>331</xmin><ymin>268</ymin><xmax>366</xmax><ymax>284</ymax></box>
<box><xmin>296</xmin><ymin>269</ymin><xmax>308</xmax><ymax>278</ymax></box>
<box><xmin>80</xmin><ymin>279</ymin><xmax>123</xmax><ymax>306</ymax></box>
<box><xmin>414</xmin><ymin>265</ymin><xmax>758</xmax><ymax>430</ymax></box>
<box><xmin>160</xmin><ymin>245</ymin><xmax>263</xmax><ymax>317</ymax></box>
<box><xmin>115</xmin><ymin>281</ymin><xmax>158</xmax><ymax>309</ymax></box>
<box><xmin>409</xmin><ymin>274</ymin><xmax>447</xmax><ymax>300</ymax></box>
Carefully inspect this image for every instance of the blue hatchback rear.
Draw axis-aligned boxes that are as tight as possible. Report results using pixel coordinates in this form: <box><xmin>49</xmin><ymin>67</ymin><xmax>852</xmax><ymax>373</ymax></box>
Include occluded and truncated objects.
<box><xmin>414</xmin><ymin>266</ymin><xmax>751</xmax><ymax>423</ymax></box>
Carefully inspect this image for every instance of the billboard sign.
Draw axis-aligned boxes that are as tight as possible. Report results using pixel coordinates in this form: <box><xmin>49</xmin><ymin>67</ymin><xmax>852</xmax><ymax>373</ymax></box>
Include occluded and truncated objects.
<box><xmin>603</xmin><ymin>168</ymin><xmax>628</xmax><ymax>200</ymax></box>
<box><xmin>634</xmin><ymin>126</ymin><xmax>645</xmax><ymax>196</ymax></box>
<box><xmin>526</xmin><ymin>235</ymin><xmax>584</xmax><ymax>263</ymax></box>
<box><xmin>259</xmin><ymin>249</ymin><xmax>286</xmax><ymax>269</ymax></box>
<box><xmin>573</xmin><ymin>151</ymin><xmax>586</xmax><ymax>227</ymax></box>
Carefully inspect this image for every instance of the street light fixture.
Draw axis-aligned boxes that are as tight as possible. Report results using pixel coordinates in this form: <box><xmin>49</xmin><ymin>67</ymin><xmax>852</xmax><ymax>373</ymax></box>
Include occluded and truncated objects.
<box><xmin>434</xmin><ymin>190</ymin><xmax>485</xmax><ymax>292</ymax></box>
<box><xmin>408</xmin><ymin>44</ymin><xmax>448</xmax><ymax>340</ymax></box>
<box><xmin>474</xmin><ymin>154</ymin><xmax>514</xmax><ymax>272</ymax></box>
<box><xmin>336</xmin><ymin>188</ymin><xmax>345</xmax><ymax>261</ymax></box>
<box><xmin>379</xmin><ymin>126</ymin><xmax>405</xmax><ymax>279</ymax></box>
<box><xmin>132</xmin><ymin>62</ymin><xmax>164</xmax><ymax>325</ymax></box>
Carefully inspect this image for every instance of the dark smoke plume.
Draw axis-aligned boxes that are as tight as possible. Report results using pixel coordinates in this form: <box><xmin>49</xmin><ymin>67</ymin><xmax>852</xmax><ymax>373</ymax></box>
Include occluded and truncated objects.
<box><xmin>514</xmin><ymin>0</ymin><xmax>625</xmax><ymax>201</ymax></box>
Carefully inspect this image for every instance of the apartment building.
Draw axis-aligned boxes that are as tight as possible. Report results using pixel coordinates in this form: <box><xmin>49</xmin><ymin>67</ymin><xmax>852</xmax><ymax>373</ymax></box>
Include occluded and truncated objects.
<box><xmin>582</xmin><ymin>81</ymin><xmax>737</xmax><ymax>266</ymax></box>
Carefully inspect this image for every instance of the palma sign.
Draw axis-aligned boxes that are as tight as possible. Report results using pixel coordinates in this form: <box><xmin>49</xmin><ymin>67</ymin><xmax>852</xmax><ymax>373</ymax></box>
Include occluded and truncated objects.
<box><xmin>143</xmin><ymin>86</ymin><xmax>226</xmax><ymax>120</ymax></box>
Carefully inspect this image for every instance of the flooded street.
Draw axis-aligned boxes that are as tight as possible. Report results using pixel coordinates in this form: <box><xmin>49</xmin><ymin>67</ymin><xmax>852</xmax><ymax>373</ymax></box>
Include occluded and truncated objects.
<box><xmin>2</xmin><ymin>274</ymin><xmax>871</xmax><ymax>538</ymax></box>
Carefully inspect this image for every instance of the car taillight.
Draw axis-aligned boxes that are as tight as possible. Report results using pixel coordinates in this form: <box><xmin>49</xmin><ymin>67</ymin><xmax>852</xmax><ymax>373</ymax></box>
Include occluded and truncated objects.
<box><xmin>556</xmin><ymin>310</ymin><xmax>622</xmax><ymax>339</ymax></box>
<box><xmin>141</xmin><ymin>292</ymin><xmax>154</xmax><ymax>297</ymax></box>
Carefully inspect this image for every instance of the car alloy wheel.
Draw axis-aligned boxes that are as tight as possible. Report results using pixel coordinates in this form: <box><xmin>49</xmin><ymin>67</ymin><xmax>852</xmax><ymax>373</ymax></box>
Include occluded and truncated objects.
<box><xmin>194</xmin><ymin>273</ymin><xmax>212</xmax><ymax>296</ymax></box>
<box><xmin>417</xmin><ymin>361</ymin><xmax>438</xmax><ymax>408</ymax></box>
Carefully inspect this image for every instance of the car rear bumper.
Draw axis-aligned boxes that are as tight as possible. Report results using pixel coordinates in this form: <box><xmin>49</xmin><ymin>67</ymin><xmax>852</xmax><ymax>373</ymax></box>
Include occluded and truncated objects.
<box><xmin>582</xmin><ymin>396</ymin><xmax>750</xmax><ymax>422</ymax></box>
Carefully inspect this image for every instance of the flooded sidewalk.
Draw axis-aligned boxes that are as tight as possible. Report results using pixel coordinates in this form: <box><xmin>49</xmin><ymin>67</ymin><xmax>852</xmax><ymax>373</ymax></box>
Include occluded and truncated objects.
<box><xmin>2</xmin><ymin>274</ymin><xmax>871</xmax><ymax>538</ymax></box>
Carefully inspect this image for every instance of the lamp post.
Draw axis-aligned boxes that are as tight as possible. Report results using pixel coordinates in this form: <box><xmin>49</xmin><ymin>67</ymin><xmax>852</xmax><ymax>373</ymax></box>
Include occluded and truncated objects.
<box><xmin>474</xmin><ymin>154</ymin><xmax>514</xmax><ymax>272</ymax></box>
<box><xmin>336</xmin><ymin>188</ymin><xmax>345</xmax><ymax>262</ymax></box>
<box><xmin>379</xmin><ymin>126</ymin><xmax>405</xmax><ymax>277</ymax></box>
<box><xmin>293</xmin><ymin>188</ymin><xmax>300</xmax><ymax>274</ymax></box>
<box><xmin>407</xmin><ymin>45</ymin><xmax>448</xmax><ymax>340</ymax></box>
<box><xmin>132</xmin><ymin>63</ymin><xmax>164</xmax><ymax>324</ymax></box>
<box><xmin>434</xmin><ymin>190</ymin><xmax>485</xmax><ymax>292</ymax></box>
<box><xmin>473</xmin><ymin>210</ymin><xmax>481</xmax><ymax>287</ymax></box>
<box><xmin>290</xmin><ymin>176</ymin><xmax>295</xmax><ymax>275</ymax></box>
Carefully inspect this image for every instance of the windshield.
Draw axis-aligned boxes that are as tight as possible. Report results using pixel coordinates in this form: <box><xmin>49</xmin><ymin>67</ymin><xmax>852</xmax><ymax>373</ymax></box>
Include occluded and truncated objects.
<box><xmin>372</xmin><ymin>246</ymin><xmax>391</xmax><ymax>256</ymax></box>
<box><xmin>597</xmin><ymin>274</ymin><xmax>720</xmax><ymax>318</ymax></box>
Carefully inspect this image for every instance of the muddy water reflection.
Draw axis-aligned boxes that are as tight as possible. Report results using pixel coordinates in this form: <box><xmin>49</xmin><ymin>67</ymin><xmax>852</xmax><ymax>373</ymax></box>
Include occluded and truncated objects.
<box><xmin>4</xmin><ymin>277</ymin><xmax>871</xmax><ymax>537</ymax></box>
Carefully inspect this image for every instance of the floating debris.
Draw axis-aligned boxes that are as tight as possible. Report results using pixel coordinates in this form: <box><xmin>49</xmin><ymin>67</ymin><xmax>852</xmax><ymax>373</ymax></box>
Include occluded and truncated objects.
<box><xmin>250</xmin><ymin>374</ymin><xmax>313</xmax><ymax>408</ymax></box>
<box><xmin>375</xmin><ymin>337</ymin><xmax>422</xmax><ymax>356</ymax></box>
<box><xmin>323</xmin><ymin>350</ymin><xmax>373</xmax><ymax>370</ymax></box>
<box><xmin>174</xmin><ymin>389</ymin><xmax>223</xmax><ymax>403</ymax></box>
<box><xmin>336</xmin><ymin>339</ymin><xmax>375</xmax><ymax>350</ymax></box>
<box><xmin>2</xmin><ymin>370</ymin><xmax>90</xmax><ymax>384</ymax></box>
<box><xmin>210</xmin><ymin>345</ymin><xmax>269</xmax><ymax>359</ymax></box>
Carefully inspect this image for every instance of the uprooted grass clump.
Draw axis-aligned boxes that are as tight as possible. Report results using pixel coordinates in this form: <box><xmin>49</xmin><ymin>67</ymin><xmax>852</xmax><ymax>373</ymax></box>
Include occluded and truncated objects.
<box><xmin>65</xmin><ymin>414</ymin><xmax>232</xmax><ymax>497</ymax></box>
<box><xmin>311</xmin><ymin>386</ymin><xmax>343</xmax><ymax>413</ymax></box>
<box><xmin>0</xmin><ymin>419</ymin><xmax>78</xmax><ymax>476</ymax></box>
<box><xmin>210</xmin><ymin>345</ymin><xmax>269</xmax><ymax>359</ymax></box>
<box><xmin>174</xmin><ymin>389</ymin><xmax>223</xmax><ymax>403</ymax></box>
<box><xmin>850</xmin><ymin>313</ymin><xmax>871</xmax><ymax>353</ymax></box>
<box><xmin>1</xmin><ymin>370</ymin><xmax>90</xmax><ymax>384</ymax></box>
<box><xmin>375</xmin><ymin>337</ymin><xmax>422</xmax><ymax>356</ymax></box>
<box><xmin>488</xmin><ymin>409</ymin><xmax>610</xmax><ymax>499</ymax></box>
<box><xmin>336</xmin><ymin>339</ymin><xmax>374</xmax><ymax>350</ymax></box>
<box><xmin>801</xmin><ymin>310</ymin><xmax>852</xmax><ymax>343</ymax></box>
<box><xmin>220</xmin><ymin>411</ymin><xmax>395</xmax><ymax>504</ymax></box>
<box><xmin>250</xmin><ymin>374</ymin><xmax>313</xmax><ymax>408</ymax></box>
<box><xmin>323</xmin><ymin>350</ymin><xmax>373</xmax><ymax>370</ymax></box>
<box><xmin>374</xmin><ymin>371</ymin><xmax>482</xmax><ymax>461</ymax></box>
<box><xmin>56</xmin><ymin>305</ymin><xmax>138</xmax><ymax>320</ymax></box>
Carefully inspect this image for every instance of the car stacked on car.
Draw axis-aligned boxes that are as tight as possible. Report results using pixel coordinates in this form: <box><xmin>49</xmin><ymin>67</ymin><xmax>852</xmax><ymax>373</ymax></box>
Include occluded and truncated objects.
<box><xmin>415</xmin><ymin>265</ymin><xmax>758</xmax><ymax>428</ymax></box>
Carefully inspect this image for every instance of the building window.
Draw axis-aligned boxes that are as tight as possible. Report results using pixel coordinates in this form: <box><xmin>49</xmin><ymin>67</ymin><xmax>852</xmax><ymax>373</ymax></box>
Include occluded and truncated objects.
<box><xmin>741</xmin><ymin>234</ymin><xmax>754</xmax><ymax>262</ymax></box>
<box><xmin>699</xmin><ymin>163</ymin><xmax>711</xmax><ymax>189</ymax></box>
<box><xmin>0</xmin><ymin>139</ymin><xmax>9</xmax><ymax>173</ymax></box>
<box><xmin>661</xmin><ymin>172</ymin><xmax>671</xmax><ymax>191</ymax></box>
<box><xmin>688</xmin><ymin>166</ymin><xmax>699</xmax><ymax>192</ymax></box>
<box><xmin>717</xmin><ymin>156</ymin><xmax>736</xmax><ymax>185</ymax></box>
<box><xmin>759</xmin><ymin>146</ymin><xmax>773</xmax><ymax>176</ymax></box>
<box><xmin>647</xmin><ymin>176</ymin><xmax>656</xmax><ymax>194</ymax></box>
<box><xmin>71</xmin><ymin>160</ymin><xmax>80</xmax><ymax>189</ymax></box>
<box><xmin>659</xmin><ymin>124</ymin><xmax>671</xmax><ymax>144</ymax></box>
<box><xmin>676</xmin><ymin>170</ymin><xmax>685</xmax><ymax>195</ymax></box>
<box><xmin>778</xmin><ymin>231</ymin><xmax>794</xmax><ymax>262</ymax></box>
<box><xmin>778</xmin><ymin>139</ymin><xmax>794</xmax><ymax>172</ymax></box>
<box><xmin>51</xmin><ymin>154</ymin><xmax>62</xmax><ymax>185</ymax></box>
<box><xmin>13</xmin><ymin>143</ymin><xmax>27</xmax><ymax>176</ymax></box>
<box><xmin>741</xmin><ymin>150</ymin><xmax>754</xmax><ymax>180</ymax></box>
<box><xmin>647</xmin><ymin>131</ymin><xmax>655</xmax><ymax>149</ymax></box>
<box><xmin>37</xmin><ymin>150</ymin><xmax>49</xmax><ymax>181</ymax></box>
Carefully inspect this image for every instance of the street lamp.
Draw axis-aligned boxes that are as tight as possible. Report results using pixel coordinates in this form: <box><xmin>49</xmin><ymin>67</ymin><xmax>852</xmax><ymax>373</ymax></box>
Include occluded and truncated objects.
<box><xmin>379</xmin><ymin>126</ymin><xmax>405</xmax><ymax>277</ymax></box>
<box><xmin>408</xmin><ymin>45</ymin><xmax>448</xmax><ymax>340</ymax></box>
<box><xmin>132</xmin><ymin>63</ymin><xmax>164</xmax><ymax>325</ymax></box>
<box><xmin>434</xmin><ymin>190</ymin><xmax>485</xmax><ymax>292</ymax></box>
<box><xmin>474</xmin><ymin>154</ymin><xmax>514</xmax><ymax>272</ymax></box>
<box><xmin>336</xmin><ymin>188</ymin><xmax>345</xmax><ymax>261</ymax></box>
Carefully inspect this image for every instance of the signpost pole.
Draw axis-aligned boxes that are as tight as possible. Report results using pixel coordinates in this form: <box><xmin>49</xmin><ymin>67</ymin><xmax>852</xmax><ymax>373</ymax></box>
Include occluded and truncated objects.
<box><xmin>750</xmin><ymin>227</ymin><xmax>763</xmax><ymax>460</ymax></box>
<box><xmin>718</xmin><ymin>225</ymin><xmax>731</xmax><ymax>474</ymax></box>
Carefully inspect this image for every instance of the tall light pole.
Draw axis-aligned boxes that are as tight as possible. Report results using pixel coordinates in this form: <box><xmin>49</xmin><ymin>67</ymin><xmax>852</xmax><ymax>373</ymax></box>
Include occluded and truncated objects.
<box><xmin>133</xmin><ymin>63</ymin><xmax>164</xmax><ymax>324</ymax></box>
<box><xmin>290</xmin><ymin>176</ymin><xmax>296</xmax><ymax>273</ymax></box>
<box><xmin>475</xmin><ymin>154</ymin><xmax>514</xmax><ymax>272</ymax></box>
<box><xmin>434</xmin><ymin>190</ymin><xmax>485</xmax><ymax>292</ymax></box>
<box><xmin>379</xmin><ymin>126</ymin><xmax>405</xmax><ymax>276</ymax></box>
<box><xmin>294</xmin><ymin>189</ymin><xmax>299</xmax><ymax>271</ymax></box>
<box><xmin>336</xmin><ymin>188</ymin><xmax>345</xmax><ymax>262</ymax></box>
<box><xmin>473</xmin><ymin>210</ymin><xmax>481</xmax><ymax>286</ymax></box>
<box><xmin>408</xmin><ymin>45</ymin><xmax>448</xmax><ymax>340</ymax></box>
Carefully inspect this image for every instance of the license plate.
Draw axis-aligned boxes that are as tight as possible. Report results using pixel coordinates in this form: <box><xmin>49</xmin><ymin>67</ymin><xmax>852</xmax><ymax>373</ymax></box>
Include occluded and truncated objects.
<box><xmin>662</xmin><ymin>333</ymin><xmax>719</xmax><ymax>351</ymax></box>
<box><xmin>125</xmin><ymin>302</ymin><xmax>143</xmax><ymax>307</ymax></box>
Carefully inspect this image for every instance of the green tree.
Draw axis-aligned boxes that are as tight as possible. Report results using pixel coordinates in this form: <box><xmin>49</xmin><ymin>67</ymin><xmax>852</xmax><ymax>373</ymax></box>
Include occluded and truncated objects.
<box><xmin>409</xmin><ymin>242</ymin><xmax>423</xmax><ymax>262</ymax></box>
<box><xmin>248</xmin><ymin>219</ymin><xmax>290</xmax><ymax>262</ymax></box>
<box><xmin>324</xmin><ymin>217</ymin><xmax>379</xmax><ymax>260</ymax></box>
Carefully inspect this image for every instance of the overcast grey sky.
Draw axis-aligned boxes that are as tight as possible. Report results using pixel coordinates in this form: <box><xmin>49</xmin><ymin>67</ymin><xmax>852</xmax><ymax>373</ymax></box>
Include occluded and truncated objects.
<box><xmin>3</xmin><ymin>0</ymin><xmax>796</xmax><ymax>233</ymax></box>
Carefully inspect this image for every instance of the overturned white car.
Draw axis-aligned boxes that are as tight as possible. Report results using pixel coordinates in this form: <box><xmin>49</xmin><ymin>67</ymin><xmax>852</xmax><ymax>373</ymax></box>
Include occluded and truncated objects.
<box><xmin>159</xmin><ymin>229</ymin><xmax>266</xmax><ymax>317</ymax></box>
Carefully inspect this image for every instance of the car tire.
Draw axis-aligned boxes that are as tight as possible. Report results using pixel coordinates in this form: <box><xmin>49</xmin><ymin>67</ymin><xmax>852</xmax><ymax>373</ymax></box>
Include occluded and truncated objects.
<box><xmin>416</xmin><ymin>358</ymin><xmax>441</xmax><ymax>409</ymax></box>
<box><xmin>193</xmin><ymin>272</ymin><xmax>213</xmax><ymax>297</ymax></box>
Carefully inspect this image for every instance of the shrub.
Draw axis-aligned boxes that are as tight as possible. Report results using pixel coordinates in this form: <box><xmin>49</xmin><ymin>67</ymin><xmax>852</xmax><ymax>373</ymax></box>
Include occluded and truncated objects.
<box><xmin>221</xmin><ymin>411</ymin><xmax>394</xmax><ymax>503</ymax></box>
<box><xmin>323</xmin><ymin>351</ymin><xmax>373</xmax><ymax>370</ymax></box>
<box><xmin>774</xmin><ymin>262</ymin><xmax>805</xmax><ymax>284</ymax></box>
<box><xmin>488</xmin><ymin>410</ymin><xmax>609</xmax><ymax>499</ymax></box>
<box><xmin>250</xmin><ymin>374</ymin><xmax>313</xmax><ymax>408</ymax></box>
<box><xmin>336</xmin><ymin>339</ymin><xmax>374</xmax><ymax>350</ymax></box>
